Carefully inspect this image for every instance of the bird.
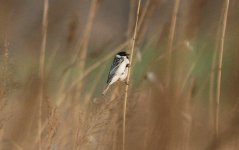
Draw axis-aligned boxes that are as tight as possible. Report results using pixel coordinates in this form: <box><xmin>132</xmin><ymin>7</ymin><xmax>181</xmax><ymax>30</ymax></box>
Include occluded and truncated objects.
<box><xmin>102</xmin><ymin>51</ymin><xmax>130</xmax><ymax>95</ymax></box>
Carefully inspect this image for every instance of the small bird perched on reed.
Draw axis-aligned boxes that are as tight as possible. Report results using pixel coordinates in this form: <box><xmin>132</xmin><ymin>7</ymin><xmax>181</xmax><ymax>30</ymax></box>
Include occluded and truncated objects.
<box><xmin>102</xmin><ymin>51</ymin><xmax>130</xmax><ymax>95</ymax></box>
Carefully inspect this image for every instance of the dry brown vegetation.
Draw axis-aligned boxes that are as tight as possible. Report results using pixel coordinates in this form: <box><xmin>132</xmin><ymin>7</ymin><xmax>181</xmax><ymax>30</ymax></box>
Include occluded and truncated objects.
<box><xmin>0</xmin><ymin>0</ymin><xmax>239</xmax><ymax>150</ymax></box>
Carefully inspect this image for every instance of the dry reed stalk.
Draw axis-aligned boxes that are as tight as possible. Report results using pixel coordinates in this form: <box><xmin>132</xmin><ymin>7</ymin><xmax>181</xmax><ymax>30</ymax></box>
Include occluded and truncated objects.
<box><xmin>126</xmin><ymin>0</ymin><xmax>154</xmax><ymax>45</ymax></box>
<box><xmin>55</xmin><ymin>0</ymin><xmax>100</xmax><ymax>108</ymax></box>
<box><xmin>38</xmin><ymin>0</ymin><xmax>49</xmax><ymax>149</ymax></box>
<box><xmin>182</xmin><ymin>80</ymin><xmax>194</xmax><ymax>150</ymax></box>
<box><xmin>75</xmin><ymin>0</ymin><xmax>100</xmax><ymax>99</ymax></box>
<box><xmin>126</xmin><ymin>0</ymin><xmax>136</xmax><ymax>38</ymax></box>
<box><xmin>108</xmin><ymin>86</ymin><xmax>120</xmax><ymax>149</ymax></box>
<box><xmin>133</xmin><ymin>0</ymin><xmax>152</xmax><ymax>45</ymax></box>
<box><xmin>0</xmin><ymin>36</ymin><xmax>9</xmax><ymax>112</ymax></box>
<box><xmin>165</xmin><ymin>0</ymin><xmax>180</xmax><ymax>89</ymax></box>
<box><xmin>126</xmin><ymin>0</ymin><xmax>154</xmax><ymax>44</ymax></box>
<box><xmin>112</xmin><ymin>123</ymin><xmax>119</xmax><ymax>150</ymax></box>
<box><xmin>47</xmin><ymin>107</ymin><xmax>57</xmax><ymax>150</ymax></box>
<box><xmin>209</xmin><ymin>2</ymin><xmax>224</xmax><ymax>130</ymax></box>
<box><xmin>125</xmin><ymin>0</ymin><xmax>136</xmax><ymax>53</ymax></box>
<box><xmin>53</xmin><ymin>5</ymin><xmax>102</xmax><ymax>142</ymax></box>
<box><xmin>56</xmin><ymin>72</ymin><xmax>70</xmax><ymax>107</ymax></box>
<box><xmin>55</xmin><ymin>0</ymin><xmax>99</xmax><ymax>91</ymax></box>
<box><xmin>73</xmin><ymin>117</ymin><xmax>82</xmax><ymax>150</ymax></box>
<box><xmin>209</xmin><ymin>47</ymin><xmax>218</xmax><ymax>129</ymax></box>
<box><xmin>215</xmin><ymin>0</ymin><xmax>230</xmax><ymax>136</ymax></box>
<box><xmin>3</xmin><ymin>36</ymin><xmax>9</xmax><ymax>69</ymax></box>
<box><xmin>137</xmin><ymin>0</ymin><xmax>151</xmax><ymax>30</ymax></box>
<box><xmin>137</xmin><ymin>0</ymin><xmax>154</xmax><ymax>44</ymax></box>
<box><xmin>123</xmin><ymin>0</ymin><xmax>141</xmax><ymax>150</ymax></box>
<box><xmin>73</xmin><ymin>107</ymin><xmax>92</xmax><ymax>150</ymax></box>
<box><xmin>72</xmin><ymin>0</ymin><xmax>100</xmax><ymax>64</ymax></box>
<box><xmin>0</xmin><ymin>126</ymin><xmax>3</xmax><ymax>149</ymax></box>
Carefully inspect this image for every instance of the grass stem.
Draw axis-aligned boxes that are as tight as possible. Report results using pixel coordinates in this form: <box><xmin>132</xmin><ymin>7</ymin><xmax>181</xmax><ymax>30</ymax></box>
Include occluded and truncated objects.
<box><xmin>165</xmin><ymin>0</ymin><xmax>180</xmax><ymax>89</ymax></box>
<box><xmin>215</xmin><ymin>0</ymin><xmax>229</xmax><ymax>136</ymax></box>
<box><xmin>123</xmin><ymin>0</ymin><xmax>141</xmax><ymax>150</ymax></box>
<box><xmin>38</xmin><ymin>0</ymin><xmax>49</xmax><ymax>149</ymax></box>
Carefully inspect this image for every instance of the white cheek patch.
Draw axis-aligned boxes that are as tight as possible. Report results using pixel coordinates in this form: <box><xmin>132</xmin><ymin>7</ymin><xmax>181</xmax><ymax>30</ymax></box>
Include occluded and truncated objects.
<box><xmin>125</xmin><ymin>58</ymin><xmax>130</xmax><ymax>64</ymax></box>
<box><xmin>122</xmin><ymin>56</ymin><xmax>129</xmax><ymax>63</ymax></box>
<box><xmin>116</xmin><ymin>55</ymin><xmax>121</xmax><ymax>58</ymax></box>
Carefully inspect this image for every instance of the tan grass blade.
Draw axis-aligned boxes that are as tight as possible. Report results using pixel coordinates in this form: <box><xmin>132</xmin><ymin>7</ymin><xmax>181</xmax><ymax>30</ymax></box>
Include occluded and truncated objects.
<box><xmin>209</xmin><ymin>3</ymin><xmax>224</xmax><ymax>131</ymax></box>
<box><xmin>215</xmin><ymin>0</ymin><xmax>230</xmax><ymax>136</ymax></box>
<box><xmin>102</xmin><ymin>84</ymin><xmax>110</xmax><ymax>95</ymax></box>
<box><xmin>165</xmin><ymin>0</ymin><xmax>180</xmax><ymax>89</ymax></box>
<box><xmin>76</xmin><ymin>0</ymin><xmax>100</xmax><ymax>99</ymax></box>
<box><xmin>38</xmin><ymin>0</ymin><xmax>49</xmax><ymax>149</ymax></box>
<box><xmin>123</xmin><ymin>0</ymin><xmax>141</xmax><ymax>150</ymax></box>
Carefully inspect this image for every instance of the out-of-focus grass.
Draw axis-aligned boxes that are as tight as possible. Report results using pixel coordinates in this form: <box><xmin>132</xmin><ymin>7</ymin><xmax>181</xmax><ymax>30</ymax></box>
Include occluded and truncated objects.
<box><xmin>0</xmin><ymin>0</ymin><xmax>239</xmax><ymax>150</ymax></box>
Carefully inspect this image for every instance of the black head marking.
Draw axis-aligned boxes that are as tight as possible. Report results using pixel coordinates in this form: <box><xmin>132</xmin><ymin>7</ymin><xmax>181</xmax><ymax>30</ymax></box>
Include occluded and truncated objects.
<box><xmin>117</xmin><ymin>51</ymin><xmax>130</xmax><ymax>58</ymax></box>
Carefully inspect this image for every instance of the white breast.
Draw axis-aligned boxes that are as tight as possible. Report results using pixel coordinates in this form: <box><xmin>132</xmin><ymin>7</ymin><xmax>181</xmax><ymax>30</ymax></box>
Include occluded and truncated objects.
<box><xmin>115</xmin><ymin>57</ymin><xmax>129</xmax><ymax>75</ymax></box>
<box><xmin>108</xmin><ymin>56</ymin><xmax>129</xmax><ymax>85</ymax></box>
<box><xmin>120</xmin><ymin>67</ymin><xmax>128</xmax><ymax>81</ymax></box>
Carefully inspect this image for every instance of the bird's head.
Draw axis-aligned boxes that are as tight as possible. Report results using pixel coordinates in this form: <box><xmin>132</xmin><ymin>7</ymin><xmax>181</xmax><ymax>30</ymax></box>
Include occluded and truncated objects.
<box><xmin>116</xmin><ymin>51</ymin><xmax>130</xmax><ymax>58</ymax></box>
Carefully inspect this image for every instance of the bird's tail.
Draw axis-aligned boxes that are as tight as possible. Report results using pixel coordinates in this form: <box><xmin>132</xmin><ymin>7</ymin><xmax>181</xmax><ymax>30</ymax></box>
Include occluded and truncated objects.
<box><xmin>102</xmin><ymin>84</ymin><xmax>110</xmax><ymax>95</ymax></box>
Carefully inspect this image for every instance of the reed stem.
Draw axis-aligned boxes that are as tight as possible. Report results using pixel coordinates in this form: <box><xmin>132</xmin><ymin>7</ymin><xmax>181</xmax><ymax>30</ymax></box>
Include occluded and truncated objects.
<box><xmin>215</xmin><ymin>0</ymin><xmax>229</xmax><ymax>136</ymax></box>
<box><xmin>123</xmin><ymin>0</ymin><xmax>141</xmax><ymax>150</ymax></box>
<box><xmin>38</xmin><ymin>0</ymin><xmax>49</xmax><ymax>149</ymax></box>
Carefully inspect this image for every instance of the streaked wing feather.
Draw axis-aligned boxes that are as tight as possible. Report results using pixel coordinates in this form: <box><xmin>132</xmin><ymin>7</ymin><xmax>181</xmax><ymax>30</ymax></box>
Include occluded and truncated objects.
<box><xmin>107</xmin><ymin>57</ymin><xmax>123</xmax><ymax>84</ymax></box>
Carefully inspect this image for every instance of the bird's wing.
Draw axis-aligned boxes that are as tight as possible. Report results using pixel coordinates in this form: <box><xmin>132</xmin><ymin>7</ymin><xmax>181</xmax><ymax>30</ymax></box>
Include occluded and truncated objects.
<box><xmin>107</xmin><ymin>57</ymin><xmax>123</xmax><ymax>84</ymax></box>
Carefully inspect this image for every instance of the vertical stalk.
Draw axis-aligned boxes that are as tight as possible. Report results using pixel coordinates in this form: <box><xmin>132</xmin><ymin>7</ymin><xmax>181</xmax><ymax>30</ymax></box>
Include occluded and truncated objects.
<box><xmin>78</xmin><ymin>0</ymin><xmax>99</xmax><ymax>73</ymax></box>
<box><xmin>165</xmin><ymin>0</ymin><xmax>180</xmax><ymax>89</ymax></box>
<box><xmin>209</xmin><ymin>4</ymin><xmax>224</xmax><ymax>131</ymax></box>
<box><xmin>123</xmin><ymin>0</ymin><xmax>141</xmax><ymax>150</ymax></box>
<box><xmin>76</xmin><ymin>0</ymin><xmax>99</xmax><ymax>99</ymax></box>
<box><xmin>215</xmin><ymin>0</ymin><xmax>229</xmax><ymax>136</ymax></box>
<box><xmin>126</xmin><ymin>0</ymin><xmax>136</xmax><ymax>38</ymax></box>
<box><xmin>0</xmin><ymin>35</ymin><xmax>9</xmax><ymax>112</ymax></box>
<box><xmin>39</xmin><ymin>0</ymin><xmax>49</xmax><ymax>149</ymax></box>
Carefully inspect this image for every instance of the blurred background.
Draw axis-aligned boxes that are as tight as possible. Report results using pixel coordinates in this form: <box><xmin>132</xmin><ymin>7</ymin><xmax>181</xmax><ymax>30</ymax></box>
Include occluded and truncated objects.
<box><xmin>0</xmin><ymin>0</ymin><xmax>239</xmax><ymax>149</ymax></box>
